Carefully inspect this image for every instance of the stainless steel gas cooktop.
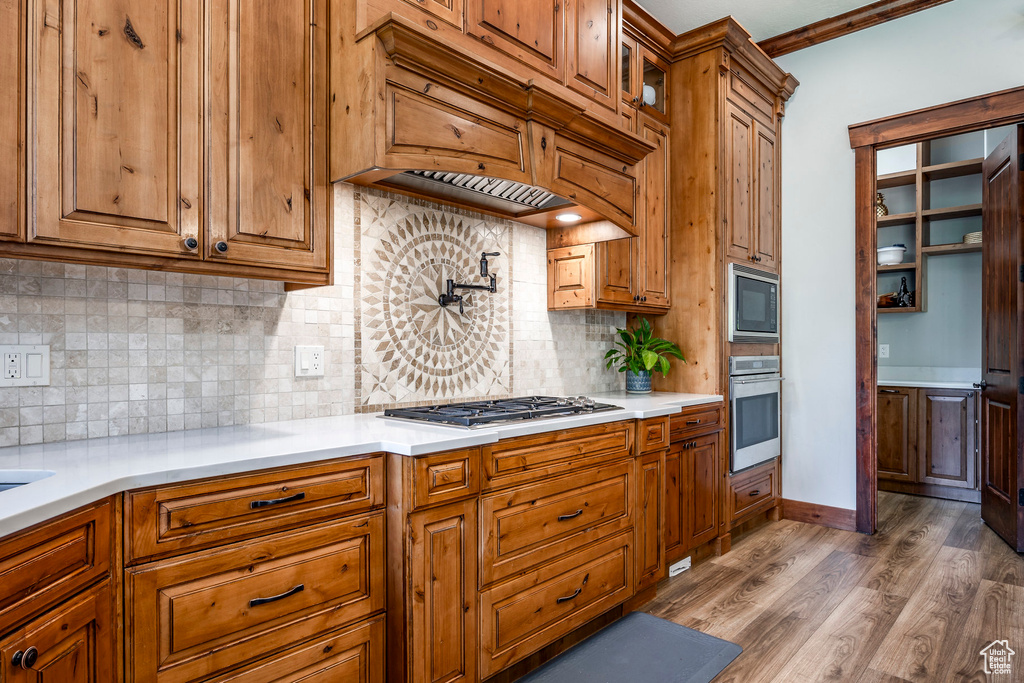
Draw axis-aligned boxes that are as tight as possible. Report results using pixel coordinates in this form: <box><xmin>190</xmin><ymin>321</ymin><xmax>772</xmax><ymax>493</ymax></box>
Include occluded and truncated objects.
<box><xmin>382</xmin><ymin>396</ymin><xmax>622</xmax><ymax>428</ymax></box>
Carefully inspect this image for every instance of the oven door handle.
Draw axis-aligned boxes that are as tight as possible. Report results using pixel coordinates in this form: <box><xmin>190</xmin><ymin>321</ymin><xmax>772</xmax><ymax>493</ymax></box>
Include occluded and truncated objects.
<box><xmin>732</xmin><ymin>376</ymin><xmax>785</xmax><ymax>385</ymax></box>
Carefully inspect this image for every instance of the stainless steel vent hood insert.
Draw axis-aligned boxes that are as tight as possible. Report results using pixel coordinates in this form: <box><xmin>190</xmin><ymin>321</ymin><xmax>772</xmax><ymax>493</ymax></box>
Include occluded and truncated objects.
<box><xmin>387</xmin><ymin>171</ymin><xmax>573</xmax><ymax>217</ymax></box>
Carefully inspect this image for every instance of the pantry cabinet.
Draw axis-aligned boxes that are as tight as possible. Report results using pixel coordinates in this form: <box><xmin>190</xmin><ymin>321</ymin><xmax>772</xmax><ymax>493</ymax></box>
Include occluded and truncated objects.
<box><xmin>877</xmin><ymin>385</ymin><xmax>979</xmax><ymax>501</ymax></box>
<box><xmin>10</xmin><ymin>0</ymin><xmax>331</xmax><ymax>285</ymax></box>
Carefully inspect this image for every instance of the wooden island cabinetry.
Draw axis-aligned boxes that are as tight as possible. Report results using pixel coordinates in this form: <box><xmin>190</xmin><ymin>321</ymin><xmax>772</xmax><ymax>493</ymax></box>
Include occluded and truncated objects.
<box><xmin>877</xmin><ymin>385</ymin><xmax>979</xmax><ymax>502</ymax></box>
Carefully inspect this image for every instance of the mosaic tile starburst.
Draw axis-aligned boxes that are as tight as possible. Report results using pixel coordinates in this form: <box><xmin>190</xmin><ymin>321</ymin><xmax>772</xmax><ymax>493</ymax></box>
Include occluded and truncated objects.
<box><xmin>357</xmin><ymin>192</ymin><xmax>511</xmax><ymax>407</ymax></box>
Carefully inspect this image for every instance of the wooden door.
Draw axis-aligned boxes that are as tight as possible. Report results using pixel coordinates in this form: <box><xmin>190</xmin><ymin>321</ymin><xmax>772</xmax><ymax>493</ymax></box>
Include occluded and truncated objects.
<box><xmin>0</xmin><ymin>582</ymin><xmax>114</xmax><ymax>682</ymax></box>
<box><xmin>408</xmin><ymin>500</ymin><xmax>478</xmax><ymax>683</ymax></box>
<box><xmin>725</xmin><ymin>101</ymin><xmax>754</xmax><ymax>264</ymax></box>
<box><xmin>635</xmin><ymin>450</ymin><xmax>664</xmax><ymax>590</ymax></box>
<box><xmin>684</xmin><ymin>433</ymin><xmax>719</xmax><ymax>549</ymax></box>
<box><xmin>30</xmin><ymin>0</ymin><xmax>202</xmax><ymax>257</ymax></box>
<box><xmin>877</xmin><ymin>386</ymin><xmax>917</xmax><ymax>482</ymax></box>
<box><xmin>753</xmin><ymin>120</ymin><xmax>779</xmax><ymax>271</ymax></box>
<box><xmin>596</xmin><ymin>238</ymin><xmax>637</xmax><ymax>305</ymax></box>
<box><xmin>206</xmin><ymin>0</ymin><xmax>330</xmax><ymax>273</ymax></box>
<box><xmin>466</xmin><ymin>0</ymin><xmax>564</xmax><ymax>80</ymax></box>
<box><xmin>918</xmin><ymin>388</ymin><xmax>977</xmax><ymax>490</ymax></box>
<box><xmin>565</xmin><ymin>0</ymin><xmax>617</xmax><ymax>109</ymax></box>
<box><xmin>1</xmin><ymin>0</ymin><xmax>23</xmax><ymax>240</ymax></box>
<box><xmin>980</xmin><ymin>127</ymin><xmax>1023</xmax><ymax>551</ymax></box>
<box><xmin>638</xmin><ymin>113</ymin><xmax>669</xmax><ymax>307</ymax></box>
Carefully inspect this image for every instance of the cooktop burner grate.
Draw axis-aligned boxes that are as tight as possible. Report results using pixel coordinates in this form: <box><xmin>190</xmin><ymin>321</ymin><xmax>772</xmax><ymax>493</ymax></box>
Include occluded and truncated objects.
<box><xmin>382</xmin><ymin>396</ymin><xmax>622</xmax><ymax>428</ymax></box>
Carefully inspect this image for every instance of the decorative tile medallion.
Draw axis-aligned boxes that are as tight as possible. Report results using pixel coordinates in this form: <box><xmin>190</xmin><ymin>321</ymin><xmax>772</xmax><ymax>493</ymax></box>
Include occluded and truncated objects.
<box><xmin>356</xmin><ymin>190</ymin><xmax>512</xmax><ymax>408</ymax></box>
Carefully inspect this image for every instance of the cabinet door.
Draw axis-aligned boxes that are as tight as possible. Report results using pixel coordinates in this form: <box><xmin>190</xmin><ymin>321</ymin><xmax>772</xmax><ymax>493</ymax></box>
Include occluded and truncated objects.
<box><xmin>206</xmin><ymin>0</ymin><xmax>329</xmax><ymax>273</ymax></box>
<box><xmin>724</xmin><ymin>102</ymin><xmax>754</xmax><ymax>264</ymax></box>
<box><xmin>1</xmin><ymin>0</ymin><xmax>22</xmax><ymax>241</ymax></box>
<box><xmin>565</xmin><ymin>0</ymin><xmax>617</xmax><ymax>109</ymax></box>
<box><xmin>753</xmin><ymin>120</ymin><xmax>779</xmax><ymax>271</ymax></box>
<box><xmin>684</xmin><ymin>433</ymin><xmax>719</xmax><ymax>549</ymax></box>
<box><xmin>408</xmin><ymin>499</ymin><xmax>478</xmax><ymax>683</ymax></box>
<box><xmin>637</xmin><ymin>113</ymin><xmax>669</xmax><ymax>307</ymax></box>
<box><xmin>664</xmin><ymin>443</ymin><xmax>682</xmax><ymax>556</ymax></box>
<box><xmin>0</xmin><ymin>582</ymin><xmax>115</xmax><ymax>683</ymax></box>
<box><xmin>620</xmin><ymin>36</ymin><xmax>638</xmax><ymax>109</ymax></box>
<box><xmin>919</xmin><ymin>389</ymin><xmax>977</xmax><ymax>490</ymax></box>
<box><xmin>30</xmin><ymin>0</ymin><xmax>202</xmax><ymax>257</ymax></box>
<box><xmin>595</xmin><ymin>238</ymin><xmax>637</xmax><ymax>305</ymax></box>
<box><xmin>637</xmin><ymin>46</ymin><xmax>668</xmax><ymax>122</ymax></box>
<box><xmin>877</xmin><ymin>387</ymin><xmax>917</xmax><ymax>482</ymax></box>
<box><xmin>636</xmin><ymin>450</ymin><xmax>664</xmax><ymax>591</ymax></box>
<box><xmin>466</xmin><ymin>0</ymin><xmax>563</xmax><ymax>80</ymax></box>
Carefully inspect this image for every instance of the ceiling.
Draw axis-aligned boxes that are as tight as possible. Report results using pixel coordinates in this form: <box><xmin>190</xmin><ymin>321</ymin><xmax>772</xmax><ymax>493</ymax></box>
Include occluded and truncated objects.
<box><xmin>635</xmin><ymin>0</ymin><xmax>879</xmax><ymax>42</ymax></box>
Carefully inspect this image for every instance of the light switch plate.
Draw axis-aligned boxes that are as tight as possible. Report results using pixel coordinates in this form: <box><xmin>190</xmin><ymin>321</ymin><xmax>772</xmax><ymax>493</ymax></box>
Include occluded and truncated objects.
<box><xmin>294</xmin><ymin>345</ymin><xmax>325</xmax><ymax>378</ymax></box>
<box><xmin>0</xmin><ymin>345</ymin><xmax>50</xmax><ymax>387</ymax></box>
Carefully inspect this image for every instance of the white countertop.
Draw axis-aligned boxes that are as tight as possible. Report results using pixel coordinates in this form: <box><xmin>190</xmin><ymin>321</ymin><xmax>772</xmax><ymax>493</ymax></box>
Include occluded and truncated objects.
<box><xmin>0</xmin><ymin>391</ymin><xmax>721</xmax><ymax>537</ymax></box>
<box><xmin>877</xmin><ymin>366</ymin><xmax>980</xmax><ymax>390</ymax></box>
<box><xmin>878</xmin><ymin>380</ymin><xmax>978</xmax><ymax>390</ymax></box>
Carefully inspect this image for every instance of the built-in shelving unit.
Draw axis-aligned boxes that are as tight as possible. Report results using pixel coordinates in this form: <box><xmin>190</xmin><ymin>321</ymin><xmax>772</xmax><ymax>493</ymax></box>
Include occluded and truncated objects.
<box><xmin>875</xmin><ymin>134</ymin><xmax>987</xmax><ymax>314</ymax></box>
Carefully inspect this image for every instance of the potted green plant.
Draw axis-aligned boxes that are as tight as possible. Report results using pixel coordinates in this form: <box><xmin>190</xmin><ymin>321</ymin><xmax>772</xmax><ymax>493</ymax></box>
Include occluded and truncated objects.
<box><xmin>604</xmin><ymin>317</ymin><xmax>685</xmax><ymax>393</ymax></box>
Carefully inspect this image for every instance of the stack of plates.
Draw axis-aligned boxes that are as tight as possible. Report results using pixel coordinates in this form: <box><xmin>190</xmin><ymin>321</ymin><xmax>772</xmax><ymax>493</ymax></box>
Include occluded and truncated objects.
<box><xmin>963</xmin><ymin>231</ymin><xmax>982</xmax><ymax>244</ymax></box>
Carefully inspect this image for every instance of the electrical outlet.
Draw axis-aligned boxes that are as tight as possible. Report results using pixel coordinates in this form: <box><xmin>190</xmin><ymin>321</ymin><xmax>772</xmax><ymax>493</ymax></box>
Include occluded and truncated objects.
<box><xmin>294</xmin><ymin>345</ymin><xmax>325</xmax><ymax>378</ymax></box>
<box><xmin>0</xmin><ymin>345</ymin><xmax>49</xmax><ymax>387</ymax></box>
<box><xmin>4</xmin><ymin>353</ymin><xmax>20</xmax><ymax>379</ymax></box>
<box><xmin>879</xmin><ymin>344</ymin><xmax>890</xmax><ymax>359</ymax></box>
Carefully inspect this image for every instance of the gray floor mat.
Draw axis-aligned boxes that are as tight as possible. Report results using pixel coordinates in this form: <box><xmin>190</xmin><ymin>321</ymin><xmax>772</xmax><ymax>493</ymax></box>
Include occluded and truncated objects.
<box><xmin>514</xmin><ymin>612</ymin><xmax>742</xmax><ymax>683</ymax></box>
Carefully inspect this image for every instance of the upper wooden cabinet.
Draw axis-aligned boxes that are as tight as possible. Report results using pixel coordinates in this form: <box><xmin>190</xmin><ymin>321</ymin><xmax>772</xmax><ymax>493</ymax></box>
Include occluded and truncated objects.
<box><xmin>28</xmin><ymin>0</ymin><xmax>202</xmax><ymax>258</ymax></box>
<box><xmin>1</xmin><ymin>0</ymin><xmax>23</xmax><ymax>241</ymax></box>
<box><xmin>205</xmin><ymin>0</ymin><xmax>330</xmax><ymax>273</ymax></box>
<box><xmin>466</xmin><ymin>0</ymin><xmax>565</xmax><ymax>80</ymax></box>
<box><xmin>9</xmin><ymin>0</ymin><xmax>331</xmax><ymax>285</ymax></box>
<box><xmin>565</xmin><ymin>0</ymin><xmax>619</xmax><ymax>109</ymax></box>
<box><xmin>725</xmin><ymin>101</ymin><xmax>779</xmax><ymax>271</ymax></box>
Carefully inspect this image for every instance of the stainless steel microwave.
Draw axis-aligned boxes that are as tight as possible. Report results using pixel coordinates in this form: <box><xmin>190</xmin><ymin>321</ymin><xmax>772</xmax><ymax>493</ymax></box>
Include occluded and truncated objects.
<box><xmin>728</xmin><ymin>263</ymin><xmax>779</xmax><ymax>344</ymax></box>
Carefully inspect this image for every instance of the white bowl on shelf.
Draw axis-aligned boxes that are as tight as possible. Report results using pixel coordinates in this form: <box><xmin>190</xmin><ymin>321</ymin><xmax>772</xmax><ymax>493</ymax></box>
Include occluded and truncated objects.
<box><xmin>877</xmin><ymin>245</ymin><xmax>907</xmax><ymax>266</ymax></box>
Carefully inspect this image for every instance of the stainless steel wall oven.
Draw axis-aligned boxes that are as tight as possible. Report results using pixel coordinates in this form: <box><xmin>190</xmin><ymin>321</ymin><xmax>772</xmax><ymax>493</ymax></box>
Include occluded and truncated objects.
<box><xmin>729</xmin><ymin>355</ymin><xmax>782</xmax><ymax>472</ymax></box>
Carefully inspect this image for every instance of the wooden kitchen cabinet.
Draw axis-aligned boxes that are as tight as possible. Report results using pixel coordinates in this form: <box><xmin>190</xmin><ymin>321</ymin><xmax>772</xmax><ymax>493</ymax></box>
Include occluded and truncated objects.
<box><xmin>465</xmin><ymin>0</ymin><xmax>565</xmax><ymax>81</ymax></box>
<box><xmin>725</xmin><ymin>101</ymin><xmax>779</xmax><ymax>271</ymax></box>
<box><xmin>877</xmin><ymin>385</ymin><xmax>979</xmax><ymax>501</ymax></box>
<box><xmin>726</xmin><ymin>458</ymin><xmax>779</xmax><ymax>526</ymax></box>
<box><xmin>565</xmin><ymin>0</ymin><xmax>619</xmax><ymax>109</ymax></box>
<box><xmin>0</xmin><ymin>581</ymin><xmax>116</xmax><ymax>683</ymax></box>
<box><xmin>549</xmin><ymin>111</ymin><xmax>669</xmax><ymax>312</ymax></box>
<box><xmin>635</xmin><ymin>448</ymin><xmax>665</xmax><ymax>591</ymax></box>
<box><xmin>665</xmin><ymin>404</ymin><xmax>724</xmax><ymax>561</ymax></box>
<box><xmin>0</xmin><ymin>0</ymin><xmax>23</xmax><ymax>241</ymax></box>
<box><xmin>11</xmin><ymin>0</ymin><xmax>331</xmax><ymax>285</ymax></box>
<box><xmin>877</xmin><ymin>386</ymin><xmax>917</xmax><ymax>483</ymax></box>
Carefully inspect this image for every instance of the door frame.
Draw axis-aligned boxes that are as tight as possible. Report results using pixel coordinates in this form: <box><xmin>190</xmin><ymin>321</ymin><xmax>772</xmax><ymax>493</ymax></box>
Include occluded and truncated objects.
<box><xmin>848</xmin><ymin>86</ymin><xmax>1024</xmax><ymax>533</ymax></box>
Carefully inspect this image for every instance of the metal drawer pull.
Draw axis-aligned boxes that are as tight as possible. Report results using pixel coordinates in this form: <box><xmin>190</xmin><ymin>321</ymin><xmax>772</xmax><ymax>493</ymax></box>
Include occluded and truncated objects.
<box><xmin>558</xmin><ymin>509</ymin><xmax>584</xmax><ymax>522</ymax></box>
<box><xmin>556</xmin><ymin>573</ymin><xmax>589</xmax><ymax>604</ymax></box>
<box><xmin>686</xmin><ymin>419</ymin><xmax>702</xmax><ymax>425</ymax></box>
<box><xmin>749</xmin><ymin>489</ymin><xmax>761</xmax><ymax>496</ymax></box>
<box><xmin>734</xmin><ymin>376</ymin><xmax>785</xmax><ymax>385</ymax></box>
<box><xmin>249</xmin><ymin>583</ymin><xmax>304</xmax><ymax>607</ymax></box>
<box><xmin>879</xmin><ymin>389</ymin><xmax>899</xmax><ymax>394</ymax></box>
<box><xmin>250</xmin><ymin>492</ymin><xmax>306</xmax><ymax>509</ymax></box>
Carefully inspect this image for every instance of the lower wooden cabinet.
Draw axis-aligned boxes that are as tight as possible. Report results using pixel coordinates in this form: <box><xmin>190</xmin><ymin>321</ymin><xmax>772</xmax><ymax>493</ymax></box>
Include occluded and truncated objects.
<box><xmin>0</xmin><ymin>580</ymin><xmax>116</xmax><ymax>683</ymax></box>
<box><xmin>635</xmin><ymin>450</ymin><xmax>665</xmax><ymax>591</ymax></box>
<box><xmin>125</xmin><ymin>513</ymin><xmax>384</xmax><ymax>683</ymax></box>
<box><xmin>726</xmin><ymin>459</ymin><xmax>779</xmax><ymax>525</ymax></box>
<box><xmin>878</xmin><ymin>385</ymin><xmax>979</xmax><ymax>501</ymax></box>
<box><xmin>665</xmin><ymin>404</ymin><xmax>724</xmax><ymax>560</ymax></box>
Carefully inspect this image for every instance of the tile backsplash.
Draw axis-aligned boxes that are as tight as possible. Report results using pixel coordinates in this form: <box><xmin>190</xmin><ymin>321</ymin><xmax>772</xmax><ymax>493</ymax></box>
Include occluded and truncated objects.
<box><xmin>0</xmin><ymin>184</ymin><xmax>624</xmax><ymax>446</ymax></box>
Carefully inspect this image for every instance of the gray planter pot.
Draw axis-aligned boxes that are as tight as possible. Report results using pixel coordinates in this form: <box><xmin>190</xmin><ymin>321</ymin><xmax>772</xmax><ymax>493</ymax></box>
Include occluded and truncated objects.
<box><xmin>626</xmin><ymin>370</ymin><xmax>652</xmax><ymax>393</ymax></box>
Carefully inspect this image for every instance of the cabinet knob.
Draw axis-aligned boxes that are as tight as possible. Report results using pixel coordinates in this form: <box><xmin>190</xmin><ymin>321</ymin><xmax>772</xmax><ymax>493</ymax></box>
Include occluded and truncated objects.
<box><xmin>972</xmin><ymin>381</ymin><xmax>987</xmax><ymax>390</ymax></box>
<box><xmin>183</xmin><ymin>236</ymin><xmax>198</xmax><ymax>250</ymax></box>
<box><xmin>641</xmin><ymin>296</ymin><xmax>647</xmax><ymax>302</ymax></box>
<box><xmin>214</xmin><ymin>241</ymin><xmax>229</xmax><ymax>253</ymax></box>
<box><xmin>13</xmin><ymin>647</ymin><xmax>38</xmax><ymax>670</ymax></box>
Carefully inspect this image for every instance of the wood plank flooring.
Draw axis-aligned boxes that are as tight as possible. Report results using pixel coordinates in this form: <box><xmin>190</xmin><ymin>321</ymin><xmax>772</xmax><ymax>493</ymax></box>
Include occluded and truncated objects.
<box><xmin>642</xmin><ymin>492</ymin><xmax>1024</xmax><ymax>682</ymax></box>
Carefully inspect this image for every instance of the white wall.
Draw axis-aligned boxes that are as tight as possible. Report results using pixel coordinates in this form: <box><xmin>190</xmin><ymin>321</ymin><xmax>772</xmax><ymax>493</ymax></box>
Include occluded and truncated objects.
<box><xmin>775</xmin><ymin>0</ymin><xmax>1024</xmax><ymax>510</ymax></box>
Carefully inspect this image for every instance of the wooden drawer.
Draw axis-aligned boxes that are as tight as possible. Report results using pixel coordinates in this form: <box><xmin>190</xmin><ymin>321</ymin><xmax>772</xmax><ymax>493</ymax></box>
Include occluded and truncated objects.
<box><xmin>483</xmin><ymin>420</ymin><xmax>634</xmax><ymax>490</ymax></box>
<box><xmin>126</xmin><ymin>513</ymin><xmax>384</xmax><ymax>683</ymax></box>
<box><xmin>670</xmin><ymin>404</ymin><xmax>723</xmax><ymax>441</ymax></box>
<box><xmin>207</xmin><ymin>616</ymin><xmax>384</xmax><ymax>683</ymax></box>
<box><xmin>412</xmin><ymin>448</ymin><xmax>479</xmax><ymax>510</ymax></box>
<box><xmin>0</xmin><ymin>497</ymin><xmax>114</xmax><ymax>635</ymax></box>
<box><xmin>480</xmin><ymin>461</ymin><xmax>632</xmax><ymax>586</ymax></box>
<box><xmin>729</xmin><ymin>460</ymin><xmax>778</xmax><ymax>524</ymax></box>
<box><xmin>637</xmin><ymin>416</ymin><xmax>669</xmax><ymax>454</ymax></box>
<box><xmin>480</xmin><ymin>531</ymin><xmax>633</xmax><ymax>677</ymax></box>
<box><xmin>126</xmin><ymin>454</ymin><xmax>384</xmax><ymax>564</ymax></box>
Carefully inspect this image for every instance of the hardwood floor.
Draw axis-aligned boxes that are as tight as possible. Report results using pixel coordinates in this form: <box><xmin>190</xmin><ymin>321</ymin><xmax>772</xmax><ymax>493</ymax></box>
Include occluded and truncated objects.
<box><xmin>642</xmin><ymin>492</ymin><xmax>1024</xmax><ymax>682</ymax></box>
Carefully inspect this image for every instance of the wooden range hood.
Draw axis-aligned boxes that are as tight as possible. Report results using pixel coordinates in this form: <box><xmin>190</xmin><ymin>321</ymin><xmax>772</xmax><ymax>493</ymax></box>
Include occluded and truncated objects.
<box><xmin>330</xmin><ymin>15</ymin><xmax>656</xmax><ymax>237</ymax></box>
